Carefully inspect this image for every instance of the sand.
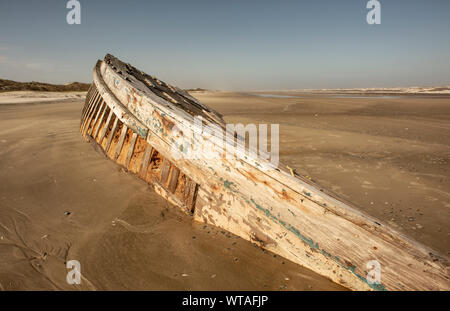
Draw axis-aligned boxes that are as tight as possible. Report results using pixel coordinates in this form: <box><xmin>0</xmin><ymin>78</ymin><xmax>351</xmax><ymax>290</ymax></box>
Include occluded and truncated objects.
<box><xmin>0</xmin><ymin>90</ymin><xmax>448</xmax><ymax>290</ymax></box>
<box><xmin>0</xmin><ymin>91</ymin><xmax>86</xmax><ymax>105</ymax></box>
<box><xmin>0</xmin><ymin>93</ymin><xmax>344</xmax><ymax>290</ymax></box>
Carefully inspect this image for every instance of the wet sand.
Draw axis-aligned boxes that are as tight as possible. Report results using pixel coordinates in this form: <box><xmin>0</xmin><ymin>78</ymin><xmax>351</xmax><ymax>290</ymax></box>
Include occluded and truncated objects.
<box><xmin>0</xmin><ymin>94</ymin><xmax>344</xmax><ymax>290</ymax></box>
<box><xmin>1</xmin><ymin>91</ymin><xmax>449</xmax><ymax>290</ymax></box>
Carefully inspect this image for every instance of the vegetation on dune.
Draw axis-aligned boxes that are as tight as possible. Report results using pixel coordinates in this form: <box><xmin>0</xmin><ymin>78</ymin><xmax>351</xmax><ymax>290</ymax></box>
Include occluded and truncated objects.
<box><xmin>0</xmin><ymin>78</ymin><xmax>91</xmax><ymax>92</ymax></box>
<box><xmin>0</xmin><ymin>78</ymin><xmax>208</xmax><ymax>94</ymax></box>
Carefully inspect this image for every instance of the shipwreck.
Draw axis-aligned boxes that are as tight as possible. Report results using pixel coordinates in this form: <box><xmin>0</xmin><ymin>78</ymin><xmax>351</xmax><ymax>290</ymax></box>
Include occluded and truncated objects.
<box><xmin>79</xmin><ymin>54</ymin><xmax>449</xmax><ymax>290</ymax></box>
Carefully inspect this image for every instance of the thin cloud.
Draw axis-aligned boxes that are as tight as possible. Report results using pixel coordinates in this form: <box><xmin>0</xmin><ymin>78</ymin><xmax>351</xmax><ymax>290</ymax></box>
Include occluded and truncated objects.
<box><xmin>0</xmin><ymin>55</ymin><xmax>8</xmax><ymax>64</ymax></box>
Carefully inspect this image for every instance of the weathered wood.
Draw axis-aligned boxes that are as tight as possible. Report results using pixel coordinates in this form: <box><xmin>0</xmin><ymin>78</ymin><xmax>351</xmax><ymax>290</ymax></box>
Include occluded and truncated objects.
<box><xmin>85</xmin><ymin>84</ymin><xmax>94</xmax><ymax>105</ymax></box>
<box><xmin>84</xmin><ymin>85</ymin><xmax>95</xmax><ymax>113</ymax></box>
<box><xmin>160</xmin><ymin>158</ymin><xmax>171</xmax><ymax>185</ymax></box>
<box><xmin>168</xmin><ymin>165</ymin><xmax>180</xmax><ymax>193</ymax></box>
<box><xmin>82</xmin><ymin>91</ymin><xmax>100</xmax><ymax>131</ymax></box>
<box><xmin>125</xmin><ymin>132</ymin><xmax>138</xmax><ymax>168</ymax></box>
<box><xmin>93</xmin><ymin>106</ymin><xmax>108</xmax><ymax>139</ymax></box>
<box><xmin>184</xmin><ymin>177</ymin><xmax>198</xmax><ymax>213</ymax></box>
<box><xmin>88</xmin><ymin>101</ymin><xmax>105</xmax><ymax>136</ymax></box>
<box><xmin>92</xmin><ymin>61</ymin><xmax>148</xmax><ymax>138</ymax></box>
<box><xmin>114</xmin><ymin>124</ymin><xmax>128</xmax><ymax>160</ymax></box>
<box><xmin>105</xmin><ymin>117</ymin><xmax>119</xmax><ymax>152</ymax></box>
<box><xmin>82</xmin><ymin>97</ymin><xmax>102</xmax><ymax>134</ymax></box>
<box><xmin>81</xmin><ymin>85</ymin><xmax>93</xmax><ymax>119</ymax></box>
<box><xmin>80</xmin><ymin>94</ymin><xmax>91</xmax><ymax>126</ymax></box>
<box><xmin>139</xmin><ymin>143</ymin><xmax>153</xmax><ymax>178</ymax></box>
<box><xmin>81</xmin><ymin>90</ymin><xmax>99</xmax><ymax>126</ymax></box>
<box><xmin>98</xmin><ymin>110</ymin><xmax>114</xmax><ymax>143</ymax></box>
<box><xmin>80</xmin><ymin>54</ymin><xmax>450</xmax><ymax>291</ymax></box>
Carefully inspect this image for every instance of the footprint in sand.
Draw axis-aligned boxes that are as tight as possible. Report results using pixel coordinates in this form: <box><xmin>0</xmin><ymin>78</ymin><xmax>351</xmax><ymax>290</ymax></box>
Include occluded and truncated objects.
<box><xmin>331</xmin><ymin>185</ymin><xmax>342</xmax><ymax>193</ymax></box>
<box><xmin>361</xmin><ymin>181</ymin><xmax>375</xmax><ymax>189</ymax></box>
<box><xmin>425</xmin><ymin>196</ymin><xmax>438</xmax><ymax>202</ymax></box>
<box><xmin>328</xmin><ymin>134</ymin><xmax>342</xmax><ymax>138</ymax></box>
<box><xmin>112</xmin><ymin>218</ymin><xmax>156</xmax><ymax>234</ymax></box>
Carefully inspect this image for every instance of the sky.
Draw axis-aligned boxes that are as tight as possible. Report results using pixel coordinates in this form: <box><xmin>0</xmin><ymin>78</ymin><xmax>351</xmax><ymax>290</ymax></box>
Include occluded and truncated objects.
<box><xmin>0</xmin><ymin>0</ymin><xmax>449</xmax><ymax>90</ymax></box>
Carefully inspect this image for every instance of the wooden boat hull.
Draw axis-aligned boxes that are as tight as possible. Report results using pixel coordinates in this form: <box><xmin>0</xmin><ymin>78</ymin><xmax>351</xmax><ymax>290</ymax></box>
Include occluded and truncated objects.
<box><xmin>80</xmin><ymin>55</ymin><xmax>449</xmax><ymax>290</ymax></box>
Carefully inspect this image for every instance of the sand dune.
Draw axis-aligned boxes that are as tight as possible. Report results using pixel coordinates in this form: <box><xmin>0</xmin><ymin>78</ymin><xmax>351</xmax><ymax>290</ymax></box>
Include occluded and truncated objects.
<box><xmin>0</xmin><ymin>78</ymin><xmax>90</xmax><ymax>93</ymax></box>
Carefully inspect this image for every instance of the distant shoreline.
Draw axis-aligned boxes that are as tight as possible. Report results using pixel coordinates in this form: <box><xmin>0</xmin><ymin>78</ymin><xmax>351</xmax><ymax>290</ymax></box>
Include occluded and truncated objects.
<box><xmin>2</xmin><ymin>77</ymin><xmax>449</xmax><ymax>97</ymax></box>
<box><xmin>0</xmin><ymin>90</ymin><xmax>87</xmax><ymax>105</ymax></box>
<box><xmin>249</xmin><ymin>92</ymin><xmax>450</xmax><ymax>98</ymax></box>
<box><xmin>249</xmin><ymin>86</ymin><xmax>450</xmax><ymax>96</ymax></box>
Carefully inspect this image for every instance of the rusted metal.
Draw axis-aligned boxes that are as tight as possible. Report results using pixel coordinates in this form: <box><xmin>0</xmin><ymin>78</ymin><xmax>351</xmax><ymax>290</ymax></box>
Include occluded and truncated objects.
<box><xmin>80</xmin><ymin>54</ymin><xmax>450</xmax><ymax>291</ymax></box>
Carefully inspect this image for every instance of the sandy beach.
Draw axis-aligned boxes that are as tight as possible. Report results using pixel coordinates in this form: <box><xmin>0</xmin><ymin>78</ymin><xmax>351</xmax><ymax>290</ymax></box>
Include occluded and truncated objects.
<box><xmin>0</xmin><ymin>91</ymin><xmax>449</xmax><ymax>290</ymax></box>
<box><xmin>0</xmin><ymin>91</ymin><xmax>86</xmax><ymax>105</ymax></box>
<box><xmin>0</xmin><ymin>92</ymin><xmax>345</xmax><ymax>290</ymax></box>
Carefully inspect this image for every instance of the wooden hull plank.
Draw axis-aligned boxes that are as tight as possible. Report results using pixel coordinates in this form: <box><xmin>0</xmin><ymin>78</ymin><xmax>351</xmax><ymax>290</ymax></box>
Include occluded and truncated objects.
<box><xmin>83</xmin><ymin>96</ymin><xmax>101</xmax><ymax>134</ymax></box>
<box><xmin>168</xmin><ymin>165</ymin><xmax>180</xmax><ymax>193</ymax></box>
<box><xmin>184</xmin><ymin>177</ymin><xmax>199</xmax><ymax>213</ymax></box>
<box><xmin>105</xmin><ymin>117</ymin><xmax>119</xmax><ymax>153</ymax></box>
<box><xmin>81</xmin><ymin>89</ymin><xmax>99</xmax><ymax>127</ymax></box>
<box><xmin>93</xmin><ymin>106</ymin><xmax>108</xmax><ymax>139</ymax></box>
<box><xmin>88</xmin><ymin>101</ymin><xmax>105</xmax><ymax>136</ymax></box>
<box><xmin>81</xmin><ymin>86</ymin><xmax>93</xmax><ymax>121</ymax></box>
<box><xmin>92</xmin><ymin>61</ymin><xmax>148</xmax><ymax>138</ymax></box>
<box><xmin>82</xmin><ymin>91</ymin><xmax>100</xmax><ymax>131</ymax></box>
<box><xmin>114</xmin><ymin>124</ymin><xmax>128</xmax><ymax>161</ymax></box>
<box><xmin>160</xmin><ymin>158</ymin><xmax>171</xmax><ymax>185</ymax></box>
<box><xmin>98</xmin><ymin>110</ymin><xmax>114</xmax><ymax>143</ymax></box>
<box><xmin>125</xmin><ymin>132</ymin><xmax>138</xmax><ymax>169</ymax></box>
<box><xmin>139</xmin><ymin>143</ymin><xmax>153</xmax><ymax>178</ymax></box>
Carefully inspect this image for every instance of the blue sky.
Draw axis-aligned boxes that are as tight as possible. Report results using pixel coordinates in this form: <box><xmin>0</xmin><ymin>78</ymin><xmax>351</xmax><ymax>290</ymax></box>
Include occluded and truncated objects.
<box><xmin>0</xmin><ymin>0</ymin><xmax>449</xmax><ymax>90</ymax></box>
